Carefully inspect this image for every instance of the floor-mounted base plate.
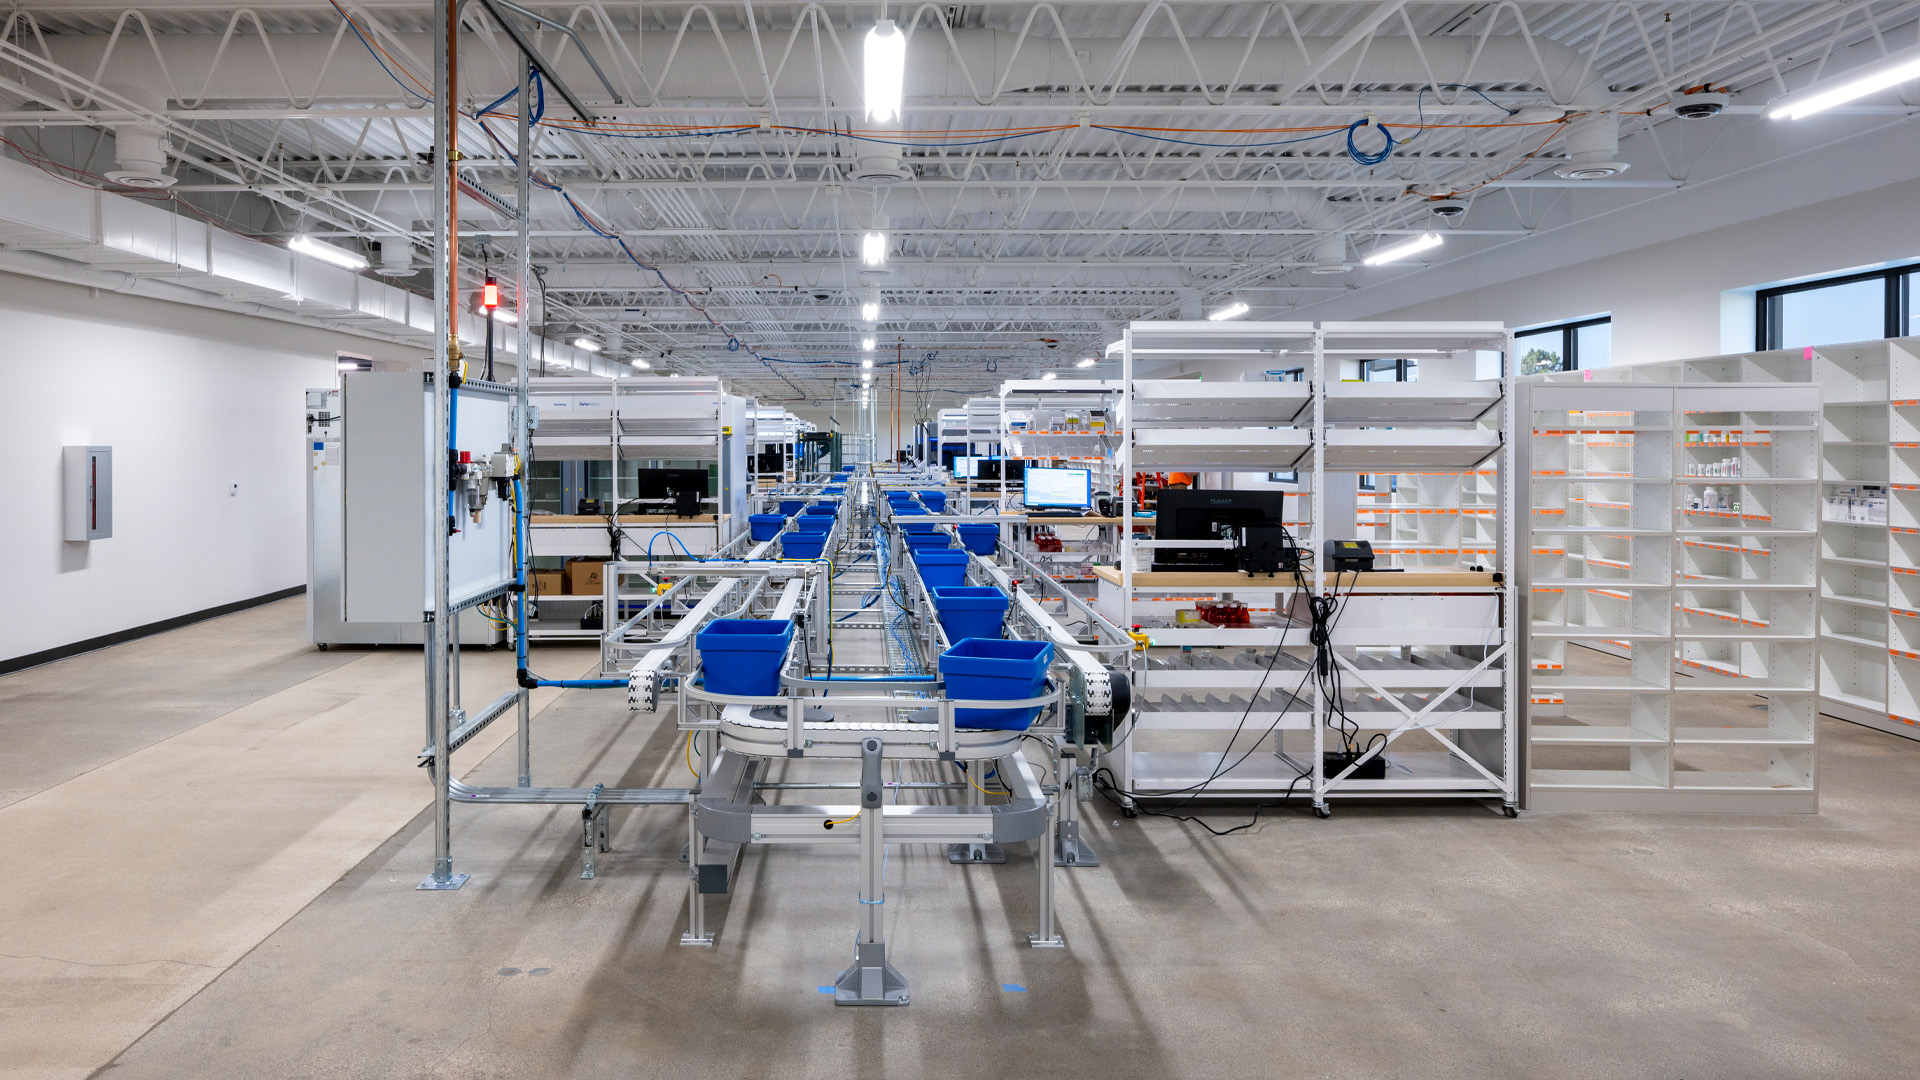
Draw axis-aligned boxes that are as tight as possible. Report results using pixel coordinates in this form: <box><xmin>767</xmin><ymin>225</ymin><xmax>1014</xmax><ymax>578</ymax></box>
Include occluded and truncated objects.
<box><xmin>834</xmin><ymin>942</ymin><xmax>908</xmax><ymax>1006</ymax></box>
<box><xmin>1053</xmin><ymin>830</ymin><xmax>1101</xmax><ymax>867</ymax></box>
<box><xmin>416</xmin><ymin>873</ymin><xmax>469</xmax><ymax>891</ymax></box>
<box><xmin>948</xmin><ymin>842</ymin><xmax>1006</xmax><ymax>865</ymax></box>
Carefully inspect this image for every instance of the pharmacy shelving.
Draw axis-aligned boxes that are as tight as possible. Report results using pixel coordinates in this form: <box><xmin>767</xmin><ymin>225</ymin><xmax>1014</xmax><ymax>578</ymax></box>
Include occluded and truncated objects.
<box><xmin>1540</xmin><ymin>334</ymin><xmax>1920</xmax><ymax>741</ymax></box>
<box><xmin>1106</xmin><ymin>320</ymin><xmax>1518</xmax><ymax>816</ymax></box>
<box><xmin>1520</xmin><ymin>381</ymin><xmax>1821</xmax><ymax>812</ymax></box>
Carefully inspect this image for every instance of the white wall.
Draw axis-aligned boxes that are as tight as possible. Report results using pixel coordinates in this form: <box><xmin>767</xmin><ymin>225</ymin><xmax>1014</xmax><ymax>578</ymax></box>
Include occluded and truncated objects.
<box><xmin>0</xmin><ymin>270</ymin><xmax>421</xmax><ymax>664</ymax></box>
<box><xmin>1351</xmin><ymin>175</ymin><xmax>1920</xmax><ymax>366</ymax></box>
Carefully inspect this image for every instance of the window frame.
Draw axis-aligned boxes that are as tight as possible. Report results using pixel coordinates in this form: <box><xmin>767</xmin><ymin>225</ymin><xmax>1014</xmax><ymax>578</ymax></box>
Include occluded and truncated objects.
<box><xmin>1756</xmin><ymin>266</ymin><xmax>1911</xmax><ymax>351</ymax></box>
<box><xmin>1515</xmin><ymin>315</ymin><xmax>1611</xmax><ymax>374</ymax></box>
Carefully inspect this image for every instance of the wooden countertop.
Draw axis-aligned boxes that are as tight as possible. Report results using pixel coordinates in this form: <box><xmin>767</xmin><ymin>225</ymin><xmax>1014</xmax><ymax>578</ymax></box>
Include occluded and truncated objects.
<box><xmin>1092</xmin><ymin>566</ymin><xmax>1498</xmax><ymax>588</ymax></box>
<box><xmin>532</xmin><ymin>514</ymin><xmax>722</xmax><ymax>524</ymax></box>
<box><xmin>1020</xmin><ymin>515</ymin><xmax>1155</xmax><ymax>524</ymax></box>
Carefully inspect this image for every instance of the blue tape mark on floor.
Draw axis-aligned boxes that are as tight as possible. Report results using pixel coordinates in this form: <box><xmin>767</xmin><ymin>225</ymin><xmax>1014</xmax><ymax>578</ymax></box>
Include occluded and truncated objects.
<box><xmin>1001</xmin><ymin>983</ymin><xmax>1027</xmax><ymax>992</ymax></box>
<box><xmin>818</xmin><ymin>986</ymin><xmax>836</xmax><ymax>994</ymax></box>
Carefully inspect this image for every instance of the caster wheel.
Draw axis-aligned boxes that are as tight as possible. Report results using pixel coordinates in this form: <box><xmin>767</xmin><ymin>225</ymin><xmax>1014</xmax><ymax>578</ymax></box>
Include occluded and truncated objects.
<box><xmin>1313</xmin><ymin>805</ymin><xmax>1332</xmax><ymax>819</ymax></box>
<box><xmin>316</xmin><ymin>643</ymin><xmax>329</xmax><ymax>651</ymax></box>
<box><xmin>1503</xmin><ymin>805</ymin><xmax>1519</xmax><ymax>818</ymax></box>
<box><xmin>1121</xmin><ymin>805</ymin><xmax>1139</xmax><ymax>819</ymax></box>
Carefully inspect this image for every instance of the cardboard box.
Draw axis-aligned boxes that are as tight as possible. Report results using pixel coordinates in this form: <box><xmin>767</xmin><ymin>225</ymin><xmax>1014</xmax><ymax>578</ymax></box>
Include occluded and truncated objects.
<box><xmin>568</xmin><ymin>558</ymin><xmax>607</xmax><ymax>595</ymax></box>
<box><xmin>530</xmin><ymin>569</ymin><xmax>564</xmax><ymax>596</ymax></box>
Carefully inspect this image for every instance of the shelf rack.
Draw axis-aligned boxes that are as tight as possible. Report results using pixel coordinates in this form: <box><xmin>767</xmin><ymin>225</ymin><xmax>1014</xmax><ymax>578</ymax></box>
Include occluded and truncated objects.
<box><xmin>1106</xmin><ymin>320</ymin><xmax>1519</xmax><ymax>816</ymax></box>
<box><xmin>997</xmin><ymin>378</ymin><xmax>1125</xmax><ymax>579</ymax></box>
<box><xmin>1519</xmin><ymin>381</ymin><xmax>1821</xmax><ymax>812</ymax></box>
<box><xmin>1539</xmin><ymin>335</ymin><xmax>1920</xmax><ymax>742</ymax></box>
<box><xmin>523</xmin><ymin>376</ymin><xmax>747</xmax><ymax>641</ymax></box>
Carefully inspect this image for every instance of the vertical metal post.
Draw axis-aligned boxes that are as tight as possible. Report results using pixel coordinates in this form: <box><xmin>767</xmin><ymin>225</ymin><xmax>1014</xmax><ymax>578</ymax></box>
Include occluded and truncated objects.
<box><xmin>1310</xmin><ymin>327</ymin><xmax>1328</xmax><ymax>816</ymax></box>
<box><xmin>834</xmin><ymin>737</ymin><xmax>906</xmax><ymax>1004</ymax></box>
<box><xmin>420</xmin><ymin>0</ymin><xmax>464</xmax><ymax>890</ymax></box>
<box><xmin>1030</xmin><ymin>766</ymin><xmax>1064</xmax><ymax>948</ymax></box>
<box><xmin>514</xmin><ymin>57</ymin><xmax>534</xmax><ymax>789</ymax></box>
<box><xmin>680</xmin><ymin>798</ymin><xmax>711</xmax><ymax>945</ymax></box>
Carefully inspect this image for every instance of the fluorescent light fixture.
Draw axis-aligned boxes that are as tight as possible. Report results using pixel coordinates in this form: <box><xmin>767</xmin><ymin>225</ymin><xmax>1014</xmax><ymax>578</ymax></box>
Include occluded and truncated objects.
<box><xmin>573</xmin><ymin>337</ymin><xmax>602</xmax><ymax>353</ymax></box>
<box><xmin>478</xmin><ymin>306</ymin><xmax>518</xmax><ymax>325</ymax></box>
<box><xmin>1207</xmin><ymin>300</ymin><xmax>1250</xmax><ymax>321</ymax></box>
<box><xmin>861</xmin><ymin>336</ymin><xmax>876</xmax><ymax>351</ymax></box>
<box><xmin>1770</xmin><ymin>45</ymin><xmax>1920</xmax><ymax>119</ymax></box>
<box><xmin>1040</xmin><ymin>372</ymin><xmax>1057</xmax><ymax>381</ymax></box>
<box><xmin>861</xmin><ymin>301</ymin><xmax>881</xmax><ymax>322</ymax></box>
<box><xmin>862</xmin><ymin>357</ymin><xmax>874</xmax><ymax>369</ymax></box>
<box><xmin>861</xmin><ymin>231</ymin><xmax>887</xmax><ymax>267</ymax></box>
<box><xmin>1076</xmin><ymin>357</ymin><xmax>1098</xmax><ymax>368</ymax></box>
<box><xmin>1362</xmin><ymin>231</ymin><xmax>1444</xmax><ymax>266</ymax></box>
<box><xmin>864</xmin><ymin>20</ymin><xmax>906</xmax><ymax>123</ymax></box>
<box><xmin>630</xmin><ymin>358</ymin><xmax>651</xmax><ymax>370</ymax></box>
<box><xmin>550</xmin><ymin>357</ymin><xmax>571</xmax><ymax>370</ymax></box>
<box><xmin>290</xmin><ymin>235</ymin><xmax>368</xmax><ymax>271</ymax></box>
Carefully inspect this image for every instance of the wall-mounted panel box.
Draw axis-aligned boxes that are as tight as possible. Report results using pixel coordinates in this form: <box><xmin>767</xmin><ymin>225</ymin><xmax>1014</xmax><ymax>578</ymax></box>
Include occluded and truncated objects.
<box><xmin>62</xmin><ymin>445</ymin><xmax>111</xmax><ymax>541</ymax></box>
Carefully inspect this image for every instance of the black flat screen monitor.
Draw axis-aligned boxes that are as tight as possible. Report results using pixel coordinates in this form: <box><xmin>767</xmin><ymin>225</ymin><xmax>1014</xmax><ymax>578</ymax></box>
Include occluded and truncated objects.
<box><xmin>1153</xmin><ymin>489</ymin><xmax>1288</xmax><ymax>572</ymax></box>
<box><xmin>1004</xmin><ymin>459</ymin><xmax>1027</xmax><ymax>483</ymax></box>
<box><xmin>756</xmin><ymin>450</ymin><xmax>784</xmax><ymax>473</ymax></box>
<box><xmin>636</xmin><ymin>467</ymin><xmax>710</xmax><ymax>499</ymax></box>
<box><xmin>975</xmin><ymin>458</ymin><xmax>1003</xmax><ymax>481</ymax></box>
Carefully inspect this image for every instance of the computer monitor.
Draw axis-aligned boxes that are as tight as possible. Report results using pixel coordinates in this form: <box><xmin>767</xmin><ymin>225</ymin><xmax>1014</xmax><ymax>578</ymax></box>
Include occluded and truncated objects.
<box><xmin>1025</xmin><ymin>467</ymin><xmax>1091</xmax><ymax>510</ymax></box>
<box><xmin>1153</xmin><ymin>489</ymin><xmax>1288</xmax><ymax>572</ymax></box>
<box><xmin>1004</xmin><ymin>459</ymin><xmax>1027</xmax><ymax>484</ymax></box>
<box><xmin>976</xmin><ymin>458</ymin><xmax>1003</xmax><ymax>481</ymax></box>
<box><xmin>953</xmin><ymin>455</ymin><xmax>978</xmax><ymax>479</ymax></box>
<box><xmin>755</xmin><ymin>450</ymin><xmax>784</xmax><ymax>473</ymax></box>
<box><xmin>635</xmin><ymin>467</ymin><xmax>710</xmax><ymax>516</ymax></box>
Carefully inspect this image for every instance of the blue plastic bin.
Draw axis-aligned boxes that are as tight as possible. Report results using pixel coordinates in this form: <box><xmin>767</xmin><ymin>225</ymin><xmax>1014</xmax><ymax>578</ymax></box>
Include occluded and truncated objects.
<box><xmin>749</xmin><ymin>514</ymin><xmax>786</xmax><ymax>542</ymax></box>
<box><xmin>929</xmin><ymin>585</ymin><xmax>1009</xmax><ymax>642</ymax></box>
<box><xmin>956</xmin><ymin>523</ymin><xmax>999</xmax><ymax>556</ymax></box>
<box><xmin>940</xmin><ymin>638</ymin><xmax>1054</xmax><ymax>730</ymax></box>
<box><xmin>792</xmin><ymin>514</ymin><xmax>833</xmax><ymax>534</ymax></box>
<box><xmin>697</xmin><ymin>618</ymin><xmax>795</xmax><ymax>697</ymax></box>
<box><xmin>782</xmin><ymin>532</ymin><xmax>828</xmax><ymax>559</ymax></box>
<box><xmin>905</xmin><ymin>535</ymin><xmax>953</xmax><ymax>556</ymax></box>
<box><xmin>918</xmin><ymin>490</ymin><xmax>947</xmax><ymax>513</ymax></box>
<box><xmin>899</xmin><ymin>519</ymin><xmax>938</xmax><ymax>534</ymax></box>
<box><xmin>803</xmin><ymin>502</ymin><xmax>839</xmax><ymax>516</ymax></box>
<box><xmin>823</xmin><ymin>485</ymin><xmax>845</xmax><ymax>495</ymax></box>
<box><xmin>913</xmin><ymin>549</ymin><xmax>970</xmax><ymax>588</ymax></box>
<box><xmin>777</xmin><ymin>499</ymin><xmax>806</xmax><ymax>516</ymax></box>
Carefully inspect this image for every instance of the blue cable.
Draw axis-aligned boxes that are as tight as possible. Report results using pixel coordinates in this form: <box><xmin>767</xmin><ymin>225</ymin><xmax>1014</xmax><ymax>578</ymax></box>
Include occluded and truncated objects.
<box><xmin>1093</xmin><ymin>125</ymin><xmax>1341</xmax><ymax>149</ymax></box>
<box><xmin>1345</xmin><ymin>119</ymin><xmax>1395</xmax><ymax>166</ymax></box>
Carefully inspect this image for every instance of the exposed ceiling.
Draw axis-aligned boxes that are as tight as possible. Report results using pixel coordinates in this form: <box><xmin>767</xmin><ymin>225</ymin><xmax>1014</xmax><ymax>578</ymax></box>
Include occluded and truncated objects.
<box><xmin>1</xmin><ymin>0</ymin><xmax>1916</xmax><ymax>408</ymax></box>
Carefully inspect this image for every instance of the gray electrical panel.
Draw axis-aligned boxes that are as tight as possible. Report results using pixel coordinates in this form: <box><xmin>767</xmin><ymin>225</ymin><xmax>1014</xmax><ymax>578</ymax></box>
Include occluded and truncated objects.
<box><xmin>62</xmin><ymin>445</ymin><xmax>111</xmax><ymax>541</ymax></box>
<box><xmin>306</xmin><ymin>376</ymin><xmax>509</xmax><ymax>646</ymax></box>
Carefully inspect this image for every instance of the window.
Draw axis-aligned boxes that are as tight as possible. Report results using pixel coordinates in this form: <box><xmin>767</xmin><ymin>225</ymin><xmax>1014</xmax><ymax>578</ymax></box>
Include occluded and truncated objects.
<box><xmin>1267</xmin><ymin>368</ymin><xmax>1306</xmax><ymax>483</ymax></box>
<box><xmin>1757</xmin><ymin>266</ymin><xmax>1915</xmax><ymax>351</ymax></box>
<box><xmin>1359</xmin><ymin>358</ymin><xmax>1418</xmax><ymax>381</ymax></box>
<box><xmin>1515</xmin><ymin>316</ymin><xmax>1611</xmax><ymax>375</ymax></box>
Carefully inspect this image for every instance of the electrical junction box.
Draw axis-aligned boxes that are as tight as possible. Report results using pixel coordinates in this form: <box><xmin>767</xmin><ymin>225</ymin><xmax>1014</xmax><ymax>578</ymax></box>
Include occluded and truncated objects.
<box><xmin>63</xmin><ymin>445</ymin><xmax>112</xmax><ymax>541</ymax></box>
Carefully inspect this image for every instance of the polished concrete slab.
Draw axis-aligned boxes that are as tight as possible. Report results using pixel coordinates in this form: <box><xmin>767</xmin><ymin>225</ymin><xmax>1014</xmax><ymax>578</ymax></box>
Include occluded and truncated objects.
<box><xmin>9</xmin><ymin>607</ymin><xmax>1920</xmax><ymax>1079</ymax></box>
<box><xmin>88</xmin><ymin>657</ymin><xmax>1920</xmax><ymax>1079</ymax></box>
<box><xmin>0</xmin><ymin>600</ymin><xmax>586</xmax><ymax>1080</ymax></box>
<box><xmin>0</xmin><ymin>601</ymin><xmax>360</xmax><ymax>808</ymax></box>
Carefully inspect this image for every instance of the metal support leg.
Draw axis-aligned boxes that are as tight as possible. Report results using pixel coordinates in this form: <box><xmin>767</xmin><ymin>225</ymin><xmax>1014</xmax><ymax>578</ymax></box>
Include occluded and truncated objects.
<box><xmin>948</xmin><ymin>758</ymin><xmax>1005</xmax><ymax>864</ymax></box>
<box><xmin>516</xmin><ymin>688</ymin><xmax>532</xmax><ymax>787</ymax></box>
<box><xmin>1053</xmin><ymin>746</ymin><xmax>1100</xmax><ymax>867</ymax></box>
<box><xmin>681</xmin><ymin>796</ymin><xmax>713</xmax><ymax>946</ymax></box>
<box><xmin>1029</xmin><ymin>771</ymin><xmax>1065</xmax><ymax>948</ymax></box>
<box><xmin>580</xmin><ymin>784</ymin><xmax>609</xmax><ymax>880</ymax></box>
<box><xmin>836</xmin><ymin>738</ymin><xmax>907</xmax><ymax>1005</ymax></box>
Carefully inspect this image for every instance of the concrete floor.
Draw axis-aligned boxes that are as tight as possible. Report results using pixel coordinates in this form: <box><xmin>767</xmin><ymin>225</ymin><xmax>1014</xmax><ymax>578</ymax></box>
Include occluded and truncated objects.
<box><xmin>8</xmin><ymin>601</ymin><xmax>1920</xmax><ymax>1079</ymax></box>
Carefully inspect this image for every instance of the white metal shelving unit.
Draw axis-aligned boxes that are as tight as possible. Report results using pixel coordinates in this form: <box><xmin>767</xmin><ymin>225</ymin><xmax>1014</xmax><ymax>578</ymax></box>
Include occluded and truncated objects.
<box><xmin>1538</xmin><ymin>335</ymin><xmax>1920</xmax><ymax>742</ymax></box>
<box><xmin>1105</xmin><ymin>321</ymin><xmax>1518</xmax><ymax>816</ymax></box>
<box><xmin>998</xmin><ymin>378</ymin><xmax>1125</xmax><ymax>579</ymax></box>
<box><xmin>1520</xmin><ymin>381</ymin><xmax>1821</xmax><ymax>812</ymax></box>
